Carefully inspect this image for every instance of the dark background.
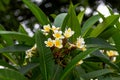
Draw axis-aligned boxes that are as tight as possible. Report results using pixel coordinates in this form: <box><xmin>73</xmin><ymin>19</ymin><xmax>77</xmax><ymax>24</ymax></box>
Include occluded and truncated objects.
<box><xmin>0</xmin><ymin>0</ymin><xmax>119</xmax><ymax>31</ymax></box>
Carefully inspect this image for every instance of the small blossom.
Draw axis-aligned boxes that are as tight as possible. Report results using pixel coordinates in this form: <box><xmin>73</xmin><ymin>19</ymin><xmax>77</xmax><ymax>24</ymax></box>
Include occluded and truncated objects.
<box><xmin>51</xmin><ymin>25</ymin><xmax>60</xmax><ymax>32</ymax></box>
<box><xmin>64</xmin><ymin>28</ymin><xmax>74</xmax><ymax>38</ymax></box>
<box><xmin>31</xmin><ymin>44</ymin><xmax>37</xmax><ymax>53</ymax></box>
<box><xmin>42</xmin><ymin>24</ymin><xmax>51</xmax><ymax>32</ymax></box>
<box><xmin>112</xmin><ymin>57</ymin><xmax>117</xmax><ymax>62</ymax></box>
<box><xmin>44</xmin><ymin>38</ymin><xmax>54</xmax><ymax>47</ymax></box>
<box><xmin>76</xmin><ymin>60</ymin><xmax>83</xmax><ymax>66</ymax></box>
<box><xmin>106</xmin><ymin>50</ymin><xmax>119</xmax><ymax>57</ymax></box>
<box><xmin>25</xmin><ymin>50</ymin><xmax>33</xmax><ymax>58</ymax></box>
<box><xmin>53</xmin><ymin>39</ymin><xmax>63</xmax><ymax>48</ymax></box>
<box><xmin>80</xmin><ymin>45</ymin><xmax>87</xmax><ymax>51</ymax></box>
<box><xmin>53</xmin><ymin>30</ymin><xmax>64</xmax><ymax>39</ymax></box>
<box><xmin>76</xmin><ymin>36</ymin><xmax>85</xmax><ymax>49</ymax></box>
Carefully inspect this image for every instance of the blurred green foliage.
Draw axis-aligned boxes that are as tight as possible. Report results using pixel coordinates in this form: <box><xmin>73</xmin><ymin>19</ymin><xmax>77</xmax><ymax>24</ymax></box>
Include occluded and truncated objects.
<box><xmin>0</xmin><ymin>0</ymin><xmax>120</xmax><ymax>31</ymax></box>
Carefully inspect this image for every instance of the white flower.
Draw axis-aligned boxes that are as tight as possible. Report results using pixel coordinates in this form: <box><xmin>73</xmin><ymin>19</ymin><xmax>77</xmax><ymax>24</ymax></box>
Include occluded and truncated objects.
<box><xmin>64</xmin><ymin>28</ymin><xmax>74</xmax><ymax>38</ymax></box>
<box><xmin>25</xmin><ymin>50</ymin><xmax>33</xmax><ymax>58</ymax></box>
<box><xmin>112</xmin><ymin>57</ymin><xmax>117</xmax><ymax>62</ymax></box>
<box><xmin>42</xmin><ymin>24</ymin><xmax>51</xmax><ymax>32</ymax></box>
<box><xmin>76</xmin><ymin>60</ymin><xmax>83</xmax><ymax>66</ymax></box>
<box><xmin>53</xmin><ymin>30</ymin><xmax>64</xmax><ymax>39</ymax></box>
<box><xmin>44</xmin><ymin>38</ymin><xmax>54</xmax><ymax>47</ymax></box>
<box><xmin>76</xmin><ymin>36</ymin><xmax>85</xmax><ymax>49</ymax></box>
<box><xmin>51</xmin><ymin>25</ymin><xmax>60</xmax><ymax>32</ymax></box>
<box><xmin>106</xmin><ymin>50</ymin><xmax>119</xmax><ymax>57</ymax></box>
<box><xmin>53</xmin><ymin>39</ymin><xmax>63</xmax><ymax>48</ymax></box>
<box><xmin>80</xmin><ymin>45</ymin><xmax>87</xmax><ymax>51</ymax></box>
<box><xmin>31</xmin><ymin>44</ymin><xmax>37</xmax><ymax>52</ymax></box>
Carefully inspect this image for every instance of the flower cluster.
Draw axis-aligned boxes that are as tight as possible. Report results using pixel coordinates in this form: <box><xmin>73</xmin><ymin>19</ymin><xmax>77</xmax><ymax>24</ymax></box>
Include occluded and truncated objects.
<box><xmin>42</xmin><ymin>24</ymin><xmax>86</xmax><ymax>66</ymax></box>
<box><xmin>100</xmin><ymin>50</ymin><xmax>119</xmax><ymax>62</ymax></box>
<box><xmin>43</xmin><ymin>24</ymin><xmax>86</xmax><ymax>51</ymax></box>
<box><xmin>106</xmin><ymin>50</ymin><xmax>119</xmax><ymax>62</ymax></box>
<box><xmin>25</xmin><ymin>44</ymin><xmax>37</xmax><ymax>60</ymax></box>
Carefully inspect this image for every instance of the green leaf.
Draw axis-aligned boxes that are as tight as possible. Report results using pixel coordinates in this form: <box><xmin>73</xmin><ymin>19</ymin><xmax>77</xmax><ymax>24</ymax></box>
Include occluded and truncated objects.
<box><xmin>0</xmin><ymin>31</ymin><xmax>34</xmax><ymax>45</ymax></box>
<box><xmin>0</xmin><ymin>60</ymin><xmax>17</xmax><ymax>70</ymax></box>
<box><xmin>2</xmin><ymin>53</ymin><xmax>17</xmax><ymax>65</ymax></box>
<box><xmin>107</xmin><ymin>6</ymin><xmax>114</xmax><ymax>15</ymax></box>
<box><xmin>60</xmin><ymin>48</ymin><xmax>98</xmax><ymax>80</ymax></box>
<box><xmin>85</xmin><ymin>38</ymin><xmax>116</xmax><ymax>50</ymax></box>
<box><xmin>19</xmin><ymin>63</ymin><xmax>39</xmax><ymax>74</ymax></box>
<box><xmin>0</xmin><ymin>69</ymin><xmax>27</xmax><ymax>80</ymax></box>
<box><xmin>35</xmin><ymin>30</ymin><xmax>54</xmax><ymax>80</ymax></box>
<box><xmin>81</xmin><ymin>15</ymin><xmax>100</xmax><ymax>37</ymax></box>
<box><xmin>92</xmin><ymin>51</ymin><xmax>120</xmax><ymax>71</ymax></box>
<box><xmin>18</xmin><ymin>24</ymin><xmax>28</xmax><ymax>35</ymax></box>
<box><xmin>61</xmin><ymin>4</ymin><xmax>80</xmax><ymax>42</ymax></box>
<box><xmin>22</xmin><ymin>0</ymin><xmax>49</xmax><ymax>25</ymax></box>
<box><xmin>99</xmin><ymin>27</ymin><xmax>117</xmax><ymax>39</ymax></box>
<box><xmin>77</xmin><ymin>10</ymin><xmax>85</xmax><ymax>24</ymax></box>
<box><xmin>112</xmin><ymin>30</ymin><xmax>120</xmax><ymax>53</ymax></box>
<box><xmin>90</xmin><ymin>15</ymin><xmax>119</xmax><ymax>37</ymax></box>
<box><xmin>97</xmin><ymin>11</ymin><xmax>105</xmax><ymax>20</ymax></box>
<box><xmin>0</xmin><ymin>24</ymin><xmax>5</xmax><ymax>30</ymax></box>
<box><xmin>82</xmin><ymin>69</ymin><xmax>114</xmax><ymax>80</ymax></box>
<box><xmin>54</xmin><ymin>13</ymin><xmax>67</xmax><ymax>27</ymax></box>
<box><xmin>0</xmin><ymin>45</ymin><xmax>30</xmax><ymax>53</ymax></box>
<box><xmin>52</xmin><ymin>65</ymin><xmax>63</xmax><ymax>80</ymax></box>
<box><xmin>2</xmin><ymin>0</ymin><xmax>10</xmax><ymax>5</ymax></box>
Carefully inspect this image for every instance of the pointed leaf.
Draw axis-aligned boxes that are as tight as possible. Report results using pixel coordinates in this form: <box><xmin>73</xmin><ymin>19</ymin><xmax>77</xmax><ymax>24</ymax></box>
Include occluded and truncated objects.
<box><xmin>0</xmin><ymin>69</ymin><xmax>27</xmax><ymax>80</ymax></box>
<box><xmin>82</xmin><ymin>69</ymin><xmax>114</xmax><ymax>80</ymax></box>
<box><xmin>0</xmin><ymin>45</ymin><xmax>30</xmax><ymax>53</ymax></box>
<box><xmin>85</xmin><ymin>38</ymin><xmax>116</xmax><ymax>50</ymax></box>
<box><xmin>19</xmin><ymin>63</ymin><xmax>39</xmax><ymax>74</ymax></box>
<box><xmin>81</xmin><ymin>15</ymin><xmax>100</xmax><ymax>37</ymax></box>
<box><xmin>22</xmin><ymin>0</ymin><xmax>49</xmax><ymax>25</ymax></box>
<box><xmin>0</xmin><ymin>31</ymin><xmax>34</xmax><ymax>45</ymax></box>
<box><xmin>54</xmin><ymin>13</ymin><xmax>67</xmax><ymax>27</ymax></box>
<box><xmin>90</xmin><ymin>15</ymin><xmax>119</xmax><ymax>37</ymax></box>
<box><xmin>61</xmin><ymin>4</ymin><xmax>80</xmax><ymax>42</ymax></box>
<box><xmin>0</xmin><ymin>60</ymin><xmax>17</xmax><ymax>70</ymax></box>
<box><xmin>77</xmin><ymin>10</ymin><xmax>85</xmax><ymax>24</ymax></box>
<box><xmin>35</xmin><ymin>30</ymin><xmax>54</xmax><ymax>80</ymax></box>
<box><xmin>18</xmin><ymin>24</ymin><xmax>28</xmax><ymax>35</ymax></box>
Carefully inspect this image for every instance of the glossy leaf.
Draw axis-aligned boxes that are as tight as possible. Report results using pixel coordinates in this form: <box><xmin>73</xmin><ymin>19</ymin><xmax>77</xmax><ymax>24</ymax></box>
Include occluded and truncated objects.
<box><xmin>77</xmin><ymin>10</ymin><xmax>85</xmax><ymax>24</ymax></box>
<box><xmin>0</xmin><ymin>45</ymin><xmax>30</xmax><ymax>53</ymax></box>
<box><xmin>18</xmin><ymin>24</ymin><xmax>28</xmax><ymax>35</ymax></box>
<box><xmin>81</xmin><ymin>15</ymin><xmax>100</xmax><ymax>37</ymax></box>
<box><xmin>85</xmin><ymin>38</ymin><xmax>116</xmax><ymax>50</ymax></box>
<box><xmin>0</xmin><ymin>60</ymin><xmax>17</xmax><ymax>70</ymax></box>
<box><xmin>19</xmin><ymin>63</ymin><xmax>39</xmax><ymax>74</ymax></box>
<box><xmin>22</xmin><ymin>0</ymin><xmax>49</xmax><ymax>25</ymax></box>
<box><xmin>99</xmin><ymin>27</ymin><xmax>117</xmax><ymax>39</ymax></box>
<box><xmin>61</xmin><ymin>4</ymin><xmax>80</xmax><ymax>42</ymax></box>
<box><xmin>90</xmin><ymin>15</ymin><xmax>119</xmax><ymax>37</ymax></box>
<box><xmin>92</xmin><ymin>51</ymin><xmax>120</xmax><ymax>71</ymax></box>
<box><xmin>35</xmin><ymin>30</ymin><xmax>54</xmax><ymax>80</ymax></box>
<box><xmin>0</xmin><ymin>31</ymin><xmax>34</xmax><ymax>45</ymax></box>
<box><xmin>112</xmin><ymin>30</ymin><xmax>120</xmax><ymax>53</ymax></box>
<box><xmin>0</xmin><ymin>69</ymin><xmax>27</xmax><ymax>80</ymax></box>
<box><xmin>54</xmin><ymin>13</ymin><xmax>67</xmax><ymax>27</ymax></box>
<box><xmin>82</xmin><ymin>69</ymin><xmax>114</xmax><ymax>80</ymax></box>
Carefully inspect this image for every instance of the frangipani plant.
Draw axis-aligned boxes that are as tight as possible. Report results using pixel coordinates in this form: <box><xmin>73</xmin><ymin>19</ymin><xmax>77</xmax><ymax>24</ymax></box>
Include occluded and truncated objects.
<box><xmin>0</xmin><ymin>0</ymin><xmax>120</xmax><ymax>80</ymax></box>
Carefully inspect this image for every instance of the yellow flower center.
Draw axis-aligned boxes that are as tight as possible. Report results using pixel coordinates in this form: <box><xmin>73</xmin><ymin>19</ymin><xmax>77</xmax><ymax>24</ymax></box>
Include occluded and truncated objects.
<box><xmin>43</xmin><ymin>24</ymin><xmax>51</xmax><ymax>32</ymax></box>
<box><xmin>64</xmin><ymin>28</ymin><xmax>74</xmax><ymax>38</ymax></box>
<box><xmin>54</xmin><ymin>39</ymin><xmax>63</xmax><ymax>48</ymax></box>
<box><xmin>106</xmin><ymin>50</ymin><xmax>119</xmax><ymax>57</ymax></box>
<box><xmin>53</xmin><ymin>31</ymin><xmax>64</xmax><ymax>39</ymax></box>
<box><xmin>44</xmin><ymin>38</ymin><xmax>54</xmax><ymax>47</ymax></box>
